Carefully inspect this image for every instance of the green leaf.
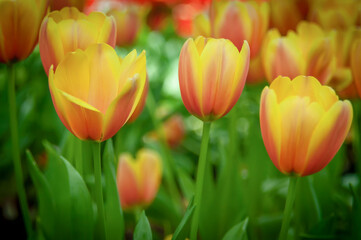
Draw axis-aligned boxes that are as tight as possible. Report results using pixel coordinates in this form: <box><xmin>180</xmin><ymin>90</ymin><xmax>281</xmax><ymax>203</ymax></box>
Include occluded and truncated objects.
<box><xmin>222</xmin><ymin>218</ymin><xmax>249</xmax><ymax>240</ymax></box>
<box><xmin>134</xmin><ymin>211</ymin><xmax>153</xmax><ymax>240</ymax></box>
<box><xmin>28</xmin><ymin>141</ymin><xmax>94</xmax><ymax>240</ymax></box>
<box><xmin>103</xmin><ymin>139</ymin><xmax>125</xmax><ymax>240</ymax></box>
<box><xmin>172</xmin><ymin>197</ymin><xmax>195</xmax><ymax>240</ymax></box>
<box><xmin>25</xmin><ymin>150</ymin><xmax>55</xmax><ymax>238</ymax></box>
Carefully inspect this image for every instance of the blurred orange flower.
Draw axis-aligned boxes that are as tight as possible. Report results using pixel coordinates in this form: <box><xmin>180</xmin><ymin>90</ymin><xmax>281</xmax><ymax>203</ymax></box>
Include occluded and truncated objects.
<box><xmin>178</xmin><ymin>36</ymin><xmax>250</xmax><ymax>121</ymax></box>
<box><xmin>351</xmin><ymin>38</ymin><xmax>361</xmax><ymax>98</ymax></box>
<box><xmin>48</xmin><ymin>43</ymin><xmax>147</xmax><ymax>142</ymax></box>
<box><xmin>260</xmin><ymin>76</ymin><xmax>353</xmax><ymax>176</ymax></box>
<box><xmin>49</xmin><ymin>0</ymin><xmax>86</xmax><ymax>11</ymax></box>
<box><xmin>262</xmin><ymin>22</ymin><xmax>336</xmax><ymax>84</ymax></box>
<box><xmin>39</xmin><ymin>7</ymin><xmax>116</xmax><ymax>75</ymax></box>
<box><xmin>0</xmin><ymin>0</ymin><xmax>47</xmax><ymax>63</ymax></box>
<box><xmin>116</xmin><ymin>149</ymin><xmax>162</xmax><ymax>210</ymax></box>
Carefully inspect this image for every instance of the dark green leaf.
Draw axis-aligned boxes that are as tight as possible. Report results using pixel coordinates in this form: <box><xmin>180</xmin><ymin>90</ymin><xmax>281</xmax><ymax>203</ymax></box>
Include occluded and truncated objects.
<box><xmin>172</xmin><ymin>197</ymin><xmax>195</xmax><ymax>240</ymax></box>
<box><xmin>222</xmin><ymin>218</ymin><xmax>249</xmax><ymax>240</ymax></box>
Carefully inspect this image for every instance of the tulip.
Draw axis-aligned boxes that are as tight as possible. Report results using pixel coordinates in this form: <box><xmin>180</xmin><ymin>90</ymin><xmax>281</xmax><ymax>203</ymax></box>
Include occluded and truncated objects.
<box><xmin>260</xmin><ymin>75</ymin><xmax>353</xmax><ymax>177</ymax></box>
<box><xmin>351</xmin><ymin>38</ymin><xmax>361</xmax><ymax>97</ymax></box>
<box><xmin>107</xmin><ymin>5</ymin><xmax>141</xmax><ymax>46</ymax></box>
<box><xmin>178</xmin><ymin>36</ymin><xmax>250</xmax><ymax>121</ymax></box>
<box><xmin>39</xmin><ymin>7</ymin><xmax>116</xmax><ymax>75</ymax></box>
<box><xmin>49</xmin><ymin>0</ymin><xmax>86</xmax><ymax>11</ymax></box>
<box><xmin>308</xmin><ymin>0</ymin><xmax>359</xmax><ymax>30</ymax></box>
<box><xmin>147</xmin><ymin>114</ymin><xmax>185</xmax><ymax>148</ymax></box>
<box><xmin>193</xmin><ymin>1</ymin><xmax>268</xmax><ymax>83</ymax></box>
<box><xmin>116</xmin><ymin>149</ymin><xmax>162</xmax><ymax>210</ymax></box>
<box><xmin>262</xmin><ymin>22</ymin><xmax>336</xmax><ymax>85</ymax></box>
<box><xmin>0</xmin><ymin>0</ymin><xmax>47</xmax><ymax>63</ymax></box>
<box><xmin>48</xmin><ymin>43</ymin><xmax>147</xmax><ymax>142</ymax></box>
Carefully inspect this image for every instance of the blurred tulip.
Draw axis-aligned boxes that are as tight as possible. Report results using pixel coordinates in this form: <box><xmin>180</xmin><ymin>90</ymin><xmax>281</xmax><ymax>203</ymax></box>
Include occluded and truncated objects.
<box><xmin>49</xmin><ymin>0</ymin><xmax>86</xmax><ymax>11</ymax></box>
<box><xmin>193</xmin><ymin>1</ymin><xmax>268</xmax><ymax>83</ymax></box>
<box><xmin>39</xmin><ymin>7</ymin><xmax>116</xmax><ymax>75</ymax></box>
<box><xmin>269</xmin><ymin>0</ymin><xmax>308</xmax><ymax>35</ymax></box>
<box><xmin>262</xmin><ymin>22</ymin><xmax>336</xmax><ymax>84</ymax></box>
<box><xmin>309</xmin><ymin>0</ymin><xmax>359</xmax><ymax>30</ymax></box>
<box><xmin>328</xmin><ymin>28</ymin><xmax>361</xmax><ymax>98</ymax></box>
<box><xmin>48</xmin><ymin>43</ymin><xmax>147</xmax><ymax>142</ymax></box>
<box><xmin>173</xmin><ymin>4</ymin><xmax>197</xmax><ymax>37</ymax></box>
<box><xmin>178</xmin><ymin>36</ymin><xmax>250</xmax><ymax>121</ymax></box>
<box><xmin>260</xmin><ymin>76</ymin><xmax>353</xmax><ymax>176</ymax></box>
<box><xmin>351</xmin><ymin>38</ymin><xmax>361</xmax><ymax>97</ymax></box>
<box><xmin>116</xmin><ymin>149</ymin><xmax>162</xmax><ymax>210</ymax></box>
<box><xmin>0</xmin><ymin>0</ymin><xmax>48</xmax><ymax>63</ymax></box>
<box><xmin>147</xmin><ymin>115</ymin><xmax>185</xmax><ymax>148</ymax></box>
<box><xmin>128</xmin><ymin>76</ymin><xmax>149</xmax><ymax>122</ymax></box>
<box><xmin>107</xmin><ymin>4</ymin><xmax>141</xmax><ymax>46</ymax></box>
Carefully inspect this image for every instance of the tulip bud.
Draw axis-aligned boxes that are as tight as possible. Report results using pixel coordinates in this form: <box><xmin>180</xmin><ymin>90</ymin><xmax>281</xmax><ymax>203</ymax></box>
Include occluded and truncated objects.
<box><xmin>116</xmin><ymin>149</ymin><xmax>162</xmax><ymax>210</ymax></box>
<box><xmin>260</xmin><ymin>76</ymin><xmax>353</xmax><ymax>176</ymax></box>
<box><xmin>107</xmin><ymin>5</ymin><xmax>141</xmax><ymax>47</ymax></box>
<box><xmin>39</xmin><ymin>7</ymin><xmax>116</xmax><ymax>75</ymax></box>
<box><xmin>262</xmin><ymin>22</ymin><xmax>336</xmax><ymax>85</ymax></box>
<box><xmin>48</xmin><ymin>43</ymin><xmax>147</xmax><ymax>142</ymax></box>
<box><xmin>0</xmin><ymin>0</ymin><xmax>47</xmax><ymax>63</ymax></box>
<box><xmin>178</xmin><ymin>36</ymin><xmax>250</xmax><ymax>121</ymax></box>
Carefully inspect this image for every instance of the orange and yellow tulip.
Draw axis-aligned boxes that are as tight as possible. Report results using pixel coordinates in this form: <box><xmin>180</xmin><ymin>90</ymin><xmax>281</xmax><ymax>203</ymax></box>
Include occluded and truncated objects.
<box><xmin>128</xmin><ymin>76</ymin><xmax>149</xmax><ymax>123</ymax></box>
<box><xmin>0</xmin><ymin>0</ymin><xmax>47</xmax><ymax>63</ymax></box>
<box><xmin>351</xmin><ymin>38</ymin><xmax>361</xmax><ymax>98</ymax></box>
<box><xmin>262</xmin><ymin>22</ymin><xmax>336</xmax><ymax>85</ymax></box>
<box><xmin>193</xmin><ymin>1</ymin><xmax>268</xmax><ymax>83</ymax></box>
<box><xmin>178</xmin><ymin>36</ymin><xmax>250</xmax><ymax>121</ymax></box>
<box><xmin>116</xmin><ymin>149</ymin><xmax>162</xmax><ymax>210</ymax></box>
<box><xmin>260</xmin><ymin>76</ymin><xmax>353</xmax><ymax>176</ymax></box>
<box><xmin>39</xmin><ymin>7</ymin><xmax>116</xmax><ymax>75</ymax></box>
<box><xmin>48</xmin><ymin>43</ymin><xmax>147</xmax><ymax>142</ymax></box>
<box><xmin>107</xmin><ymin>5</ymin><xmax>141</xmax><ymax>47</ymax></box>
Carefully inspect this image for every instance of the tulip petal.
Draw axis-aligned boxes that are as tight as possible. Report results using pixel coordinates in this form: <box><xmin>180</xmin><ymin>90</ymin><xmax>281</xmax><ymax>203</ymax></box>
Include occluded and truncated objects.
<box><xmin>301</xmin><ymin>101</ymin><xmax>353</xmax><ymax>176</ymax></box>
<box><xmin>179</xmin><ymin>38</ymin><xmax>203</xmax><ymax>118</ymax></box>
<box><xmin>260</xmin><ymin>88</ymin><xmax>282</xmax><ymax>172</ymax></box>
<box><xmin>117</xmin><ymin>155</ymin><xmax>141</xmax><ymax>209</ymax></box>
<box><xmin>84</xmin><ymin>44</ymin><xmax>121</xmax><ymax>114</ymax></box>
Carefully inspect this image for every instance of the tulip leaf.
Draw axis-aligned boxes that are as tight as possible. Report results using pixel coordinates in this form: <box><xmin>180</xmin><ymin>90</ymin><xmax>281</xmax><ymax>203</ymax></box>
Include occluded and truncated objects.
<box><xmin>172</xmin><ymin>197</ymin><xmax>195</xmax><ymax>240</ymax></box>
<box><xmin>134</xmin><ymin>211</ymin><xmax>153</xmax><ymax>240</ymax></box>
<box><xmin>222</xmin><ymin>217</ymin><xmax>249</xmax><ymax>240</ymax></box>
<box><xmin>25</xmin><ymin>150</ymin><xmax>55</xmax><ymax>238</ymax></box>
<box><xmin>28</xmin><ymin>141</ymin><xmax>94</xmax><ymax>240</ymax></box>
<box><xmin>103</xmin><ymin>139</ymin><xmax>125</xmax><ymax>240</ymax></box>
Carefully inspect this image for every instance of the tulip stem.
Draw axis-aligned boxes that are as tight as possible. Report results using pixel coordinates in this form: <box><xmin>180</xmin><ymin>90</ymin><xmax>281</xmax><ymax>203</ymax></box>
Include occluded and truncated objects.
<box><xmin>190</xmin><ymin>121</ymin><xmax>211</xmax><ymax>240</ymax></box>
<box><xmin>93</xmin><ymin>141</ymin><xmax>107</xmax><ymax>240</ymax></box>
<box><xmin>279</xmin><ymin>176</ymin><xmax>299</xmax><ymax>240</ymax></box>
<box><xmin>7</xmin><ymin>63</ymin><xmax>33</xmax><ymax>237</ymax></box>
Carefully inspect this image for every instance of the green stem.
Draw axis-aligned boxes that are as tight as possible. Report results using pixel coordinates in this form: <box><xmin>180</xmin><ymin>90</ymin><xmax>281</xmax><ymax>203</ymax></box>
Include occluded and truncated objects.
<box><xmin>279</xmin><ymin>176</ymin><xmax>299</xmax><ymax>240</ymax></box>
<box><xmin>8</xmin><ymin>63</ymin><xmax>32</xmax><ymax>237</ymax></box>
<box><xmin>146</xmin><ymin>89</ymin><xmax>181</xmax><ymax>209</ymax></box>
<box><xmin>92</xmin><ymin>141</ymin><xmax>107</xmax><ymax>240</ymax></box>
<box><xmin>190</xmin><ymin>122</ymin><xmax>212</xmax><ymax>240</ymax></box>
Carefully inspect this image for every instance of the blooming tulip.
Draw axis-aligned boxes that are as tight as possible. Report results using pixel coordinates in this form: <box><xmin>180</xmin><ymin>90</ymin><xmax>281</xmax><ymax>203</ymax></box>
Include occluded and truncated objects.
<box><xmin>0</xmin><ymin>0</ymin><xmax>47</xmax><ymax>63</ymax></box>
<box><xmin>178</xmin><ymin>36</ymin><xmax>250</xmax><ymax>121</ymax></box>
<box><xmin>262</xmin><ymin>22</ymin><xmax>336</xmax><ymax>85</ymax></box>
<box><xmin>107</xmin><ymin>5</ymin><xmax>141</xmax><ymax>46</ymax></box>
<box><xmin>116</xmin><ymin>149</ymin><xmax>162</xmax><ymax>210</ymax></box>
<box><xmin>39</xmin><ymin>7</ymin><xmax>116</xmax><ymax>75</ymax></box>
<box><xmin>260</xmin><ymin>76</ymin><xmax>353</xmax><ymax>176</ymax></box>
<box><xmin>48</xmin><ymin>43</ymin><xmax>147</xmax><ymax>142</ymax></box>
